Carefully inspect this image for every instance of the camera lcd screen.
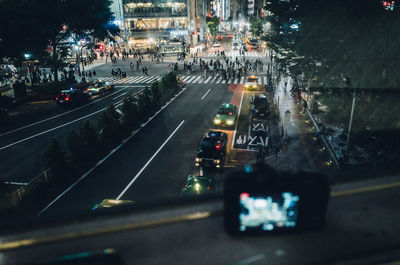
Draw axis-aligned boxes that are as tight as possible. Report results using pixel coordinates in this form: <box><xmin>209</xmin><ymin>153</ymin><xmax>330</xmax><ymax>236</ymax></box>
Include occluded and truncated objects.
<box><xmin>239</xmin><ymin>192</ymin><xmax>300</xmax><ymax>232</ymax></box>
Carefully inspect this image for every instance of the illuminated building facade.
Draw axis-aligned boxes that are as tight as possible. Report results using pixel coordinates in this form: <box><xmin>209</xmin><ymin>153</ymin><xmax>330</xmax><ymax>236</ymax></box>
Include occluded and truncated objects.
<box><xmin>111</xmin><ymin>0</ymin><xmax>207</xmax><ymax>49</ymax></box>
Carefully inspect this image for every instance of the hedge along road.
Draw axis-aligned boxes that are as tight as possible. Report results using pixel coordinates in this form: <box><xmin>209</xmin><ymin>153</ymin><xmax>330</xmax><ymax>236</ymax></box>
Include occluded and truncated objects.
<box><xmin>0</xmin><ymin>85</ymin><xmax>143</xmax><ymax>185</ymax></box>
<box><xmin>38</xmin><ymin>81</ymin><xmax>234</xmax><ymax>220</ymax></box>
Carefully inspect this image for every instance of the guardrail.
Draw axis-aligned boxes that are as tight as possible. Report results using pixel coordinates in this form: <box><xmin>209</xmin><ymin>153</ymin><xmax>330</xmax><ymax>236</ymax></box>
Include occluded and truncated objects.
<box><xmin>304</xmin><ymin>108</ymin><xmax>341</xmax><ymax>169</ymax></box>
<box><xmin>7</xmin><ymin>169</ymin><xmax>51</xmax><ymax>207</ymax></box>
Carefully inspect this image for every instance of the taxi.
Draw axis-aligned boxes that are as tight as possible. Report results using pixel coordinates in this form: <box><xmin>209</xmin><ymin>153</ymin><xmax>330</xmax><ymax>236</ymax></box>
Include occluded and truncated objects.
<box><xmin>244</xmin><ymin>76</ymin><xmax>259</xmax><ymax>91</ymax></box>
<box><xmin>213</xmin><ymin>103</ymin><xmax>238</xmax><ymax>127</ymax></box>
<box><xmin>87</xmin><ymin>79</ymin><xmax>114</xmax><ymax>95</ymax></box>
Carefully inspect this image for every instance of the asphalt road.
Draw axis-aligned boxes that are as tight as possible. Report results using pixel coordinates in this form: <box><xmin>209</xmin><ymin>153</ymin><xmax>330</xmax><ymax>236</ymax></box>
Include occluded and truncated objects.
<box><xmin>0</xmin><ymin>85</ymin><xmax>142</xmax><ymax>185</ymax></box>
<box><xmin>38</xmin><ymin>79</ymin><xmax>244</xmax><ymax>219</ymax></box>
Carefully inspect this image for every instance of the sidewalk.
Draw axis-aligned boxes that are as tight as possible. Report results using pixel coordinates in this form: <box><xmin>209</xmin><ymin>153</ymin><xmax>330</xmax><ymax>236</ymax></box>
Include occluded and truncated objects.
<box><xmin>264</xmin><ymin>77</ymin><xmax>334</xmax><ymax>175</ymax></box>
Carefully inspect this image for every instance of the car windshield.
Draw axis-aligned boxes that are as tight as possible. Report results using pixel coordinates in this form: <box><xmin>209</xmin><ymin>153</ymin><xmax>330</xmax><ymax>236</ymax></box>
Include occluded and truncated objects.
<box><xmin>254</xmin><ymin>97</ymin><xmax>268</xmax><ymax>106</ymax></box>
<box><xmin>1</xmin><ymin>1</ymin><xmax>400</xmax><ymax>263</ymax></box>
<box><xmin>218</xmin><ymin>107</ymin><xmax>234</xmax><ymax>115</ymax></box>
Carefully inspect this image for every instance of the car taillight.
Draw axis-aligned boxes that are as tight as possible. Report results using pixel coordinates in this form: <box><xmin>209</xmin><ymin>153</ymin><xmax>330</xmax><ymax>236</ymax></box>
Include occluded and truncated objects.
<box><xmin>215</xmin><ymin>143</ymin><xmax>222</xmax><ymax>150</ymax></box>
<box><xmin>229</xmin><ymin>112</ymin><xmax>232</xmax><ymax>115</ymax></box>
<box><xmin>65</xmin><ymin>95</ymin><xmax>69</xmax><ymax>101</ymax></box>
<box><xmin>55</xmin><ymin>97</ymin><xmax>58</xmax><ymax>100</ymax></box>
<box><xmin>185</xmin><ymin>185</ymin><xmax>188</xmax><ymax>188</ymax></box>
<box><xmin>207</xmin><ymin>187</ymin><xmax>210</xmax><ymax>190</ymax></box>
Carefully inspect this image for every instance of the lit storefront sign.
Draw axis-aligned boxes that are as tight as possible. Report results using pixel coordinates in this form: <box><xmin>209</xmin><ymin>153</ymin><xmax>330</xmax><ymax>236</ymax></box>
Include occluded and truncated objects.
<box><xmin>170</xmin><ymin>30</ymin><xmax>188</xmax><ymax>36</ymax></box>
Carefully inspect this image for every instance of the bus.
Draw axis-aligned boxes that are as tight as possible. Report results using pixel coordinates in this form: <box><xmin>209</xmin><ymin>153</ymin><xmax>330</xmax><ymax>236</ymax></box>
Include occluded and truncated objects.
<box><xmin>160</xmin><ymin>43</ymin><xmax>184</xmax><ymax>56</ymax></box>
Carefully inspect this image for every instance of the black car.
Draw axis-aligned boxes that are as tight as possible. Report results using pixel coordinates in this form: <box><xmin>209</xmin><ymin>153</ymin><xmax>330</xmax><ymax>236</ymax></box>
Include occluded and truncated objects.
<box><xmin>195</xmin><ymin>130</ymin><xmax>228</xmax><ymax>168</ymax></box>
<box><xmin>250</xmin><ymin>94</ymin><xmax>270</xmax><ymax>119</ymax></box>
<box><xmin>56</xmin><ymin>87</ymin><xmax>90</xmax><ymax>106</ymax></box>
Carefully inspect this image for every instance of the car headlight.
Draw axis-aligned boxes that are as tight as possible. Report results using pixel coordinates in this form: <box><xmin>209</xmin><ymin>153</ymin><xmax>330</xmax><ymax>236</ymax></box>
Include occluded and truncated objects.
<box><xmin>195</xmin><ymin>183</ymin><xmax>200</xmax><ymax>190</ymax></box>
<box><xmin>226</xmin><ymin>120</ymin><xmax>234</xmax><ymax>125</ymax></box>
<box><xmin>195</xmin><ymin>158</ymin><xmax>201</xmax><ymax>162</ymax></box>
<box><xmin>214</xmin><ymin>159</ymin><xmax>221</xmax><ymax>164</ymax></box>
<box><xmin>255</xmin><ymin>109</ymin><xmax>259</xmax><ymax>113</ymax></box>
<box><xmin>214</xmin><ymin>119</ymin><xmax>221</xmax><ymax>124</ymax></box>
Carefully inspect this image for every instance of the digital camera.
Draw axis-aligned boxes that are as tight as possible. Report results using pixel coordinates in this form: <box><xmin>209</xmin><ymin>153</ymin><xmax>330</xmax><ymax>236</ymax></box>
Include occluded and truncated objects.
<box><xmin>224</xmin><ymin>165</ymin><xmax>330</xmax><ymax>235</ymax></box>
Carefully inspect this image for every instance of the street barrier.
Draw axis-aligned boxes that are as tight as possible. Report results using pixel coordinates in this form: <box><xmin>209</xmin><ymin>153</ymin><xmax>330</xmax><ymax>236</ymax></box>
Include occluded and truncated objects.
<box><xmin>305</xmin><ymin>108</ymin><xmax>340</xmax><ymax>169</ymax></box>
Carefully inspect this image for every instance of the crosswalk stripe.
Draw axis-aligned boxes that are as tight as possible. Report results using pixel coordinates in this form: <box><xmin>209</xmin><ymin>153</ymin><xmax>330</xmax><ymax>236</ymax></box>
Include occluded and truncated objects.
<box><xmin>264</xmin><ymin>76</ymin><xmax>267</xmax><ymax>85</ymax></box>
<box><xmin>221</xmin><ymin>80</ymin><xmax>226</xmax><ymax>84</ymax></box>
<box><xmin>186</xmin><ymin>76</ymin><xmax>197</xmax><ymax>83</ymax></box>
<box><xmin>145</xmin><ymin>76</ymin><xmax>158</xmax><ymax>83</ymax></box>
<box><xmin>204</xmin><ymin>76</ymin><xmax>212</xmax><ymax>83</ymax></box>
<box><xmin>240</xmin><ymin>77</ymin><xmax>245</xmax><ymax>84</ymax></box>
<box><xmin>156</xmin><ymin>76</ymin><xmax>162</xmax><ymax>81</ymax></box>
<box><xmin>182</xmin><ymin>76</ymin><xmax>191</xmax><ymax>82</ymax></box>
<box><xmin>192</xmin><ymin>76</ymin><xmax>202</xmax><ymax>83</ymax></box>
<box><xmin>216</xmin><ymin>78</ymin><xmax>221</xmax><ymax>84</ymax></box>
<box><xmin>135</xmin><ymin>76</ymin><xmax>147</xmax><ymax>83</ymax></box>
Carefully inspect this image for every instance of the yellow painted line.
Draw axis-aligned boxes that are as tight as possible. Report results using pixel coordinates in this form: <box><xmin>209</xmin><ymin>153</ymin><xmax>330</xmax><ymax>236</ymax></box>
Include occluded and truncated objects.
<box><xmin>331</xmin><ymin>181</ymin><xmax>400</xmax><ymax>197</ymax></box>
<box><xmin>0</xmin><ymin>211</ymin><xmax>213</xmax><ymax>252</ymax></box>
<box><xmin>29</xmin><ymin>100</ymin><xmax>53</xmax><ymax>104</ymax></box>
<box><xmin>1</xmin><ymin>181</ymin><xmax>400</xmax><ymax>252</ymax></box>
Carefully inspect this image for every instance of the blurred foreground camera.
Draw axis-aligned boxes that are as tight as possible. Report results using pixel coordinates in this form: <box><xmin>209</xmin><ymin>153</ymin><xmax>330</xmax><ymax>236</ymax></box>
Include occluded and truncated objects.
<box><xmin>224</xmin><ymin>165</ymin><xmax>330</xmax><ymax>235</ymax></box>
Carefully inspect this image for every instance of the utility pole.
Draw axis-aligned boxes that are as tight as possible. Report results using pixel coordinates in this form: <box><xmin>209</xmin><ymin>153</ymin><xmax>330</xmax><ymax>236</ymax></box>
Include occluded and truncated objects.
<box><xmin>346</xmin><ymin>90</ymin><xmax>356</xmax><ymax>155</ymax></box>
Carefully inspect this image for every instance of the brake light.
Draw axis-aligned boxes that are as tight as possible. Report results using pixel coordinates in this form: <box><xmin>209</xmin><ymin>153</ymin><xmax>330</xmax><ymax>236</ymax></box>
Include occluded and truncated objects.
<box><xmin>55</xmin><ymin>97</ymin><xmax>58</xmax><ymax>100</ymax></box>
<box><xmin>215</xmin><ymin>143</ymin><xmax>222</xmax><ymax>150</ymax></box>
<box><xmin>185</xmin><ymin>185</ymin><xmax>188</xmax><ymax>188</ymax></box>
<box><xmin>207</xmin><ymin>187</ymin><xmax>211</xmax><ymax>190</ymax></box>
<box><xmin>65</xmin><ymin>95</ymin><xmax>69</xmax><ymax>101</ymax></box>
<box><xmin>229</xmin><ymin>112</ymin><xmax>232</xmax><ymax>115</ymax></box>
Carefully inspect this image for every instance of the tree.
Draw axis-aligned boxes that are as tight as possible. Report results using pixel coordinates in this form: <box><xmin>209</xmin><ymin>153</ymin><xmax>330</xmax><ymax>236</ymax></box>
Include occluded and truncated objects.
<box><xmin>66</xmin><ymin>130</ymin><xmax>84</xmax><ymax>168</ymax></box>
<box><xmin>121</xmin><ymin>95</ymin><xmax>139</xmax><ymax>129</ymax></box>
<box><xmin>79</xmin><ymin>120</ymin><xmax>101</xmax><ymax>163</ymax></box>
<box><xmin>263</xmin><ymin>0</ymin><xmax>400</xmax><ymax>88</ymax></box>
<box><xmin>250</xmin><ymin>18</ymin><xmax>264</xmax><ymax>37</ymax></box>
<box><xmin>44</xmin><ymin>138</ymin><xmax>68</xmax><ymax>178</ymax></box>
<box><xmin>98</xmin><ymin>104</ymin><xmax>123</xmax><ymax>147</ymax></box>
<box><xmin>206</xmin><ymin>16</ymin><xmax>220</xmax><ymax>36</ymax></box>
<box><xmin>150</xmin><ymin>81</ymin><xmax>161</xmax><ymax>108</ymax></box>
<box><xmin>0</xmin><ymin>0</ymin><xmax>119</xmax><ymax>81</ymax></box>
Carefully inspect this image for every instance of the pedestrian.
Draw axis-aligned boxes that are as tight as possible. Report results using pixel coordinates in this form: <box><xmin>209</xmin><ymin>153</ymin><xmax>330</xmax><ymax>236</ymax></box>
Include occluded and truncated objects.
<box><xmin>93</xmin><ymin>70</ymin><xmax>96</xmax><ymax>76</ymax></box>
<box><xmin>275</xmin><ymin>145</ymin><xmax>279</xmax><ymax>159</ymax></box>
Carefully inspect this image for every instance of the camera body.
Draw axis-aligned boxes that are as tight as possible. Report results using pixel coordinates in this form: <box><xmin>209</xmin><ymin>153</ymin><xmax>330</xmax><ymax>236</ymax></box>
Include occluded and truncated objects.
<box><xmin>224</xmin><ymin>165</ymin><xmax>330</xmax><ymax>235</ymax></box>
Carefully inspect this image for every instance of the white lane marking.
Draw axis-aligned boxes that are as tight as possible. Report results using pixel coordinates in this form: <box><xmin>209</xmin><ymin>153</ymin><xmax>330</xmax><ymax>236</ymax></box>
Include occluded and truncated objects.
<box><xmin>231</xmin><ymin>91</ymin><xmax>244</xmax><ymax>149</ymax></box>
<box><xmin>182</xmin><ymin>76</ymin><xmax>191</xmax><ymax>82</ymax></box>
<box><xmin>201</xmin><ymin>89</ymin><xmax>211</xmax><ymax>100</ymax></box>
<box><xmin>134</xmin><ymin>76</ymin><xmax>147</xmax><ymax>83</ymax></box>
<box><xmin>264</xmin><ymin>76</ymin><xmax>267</xmax><ymax>85</ymax></box>
<box><xmin>130</xmin><ymin>76</ymin><xmax>143</xmax><ymax>82</ymax></box>
<box><xmin>200</xmin><ymin>167</ymin><xmax>203</xmax><ymax>176</ymax></box>
<box><xmin>0</xmin><ymin>108</ymin><xmax>107</xmax><ymax>151</ymax></box>
<box><xmin>140</xmin><ymin>76</ymin><xmax>153</xmax><ymax>83</ymax></box>
<box><xmin>2</xmin><ymin>181</ymin><xmax>28</xmax><ymax>186</ymax></box>
<box><xmin>0</xmin><ymin>88</ymin><xmax>144</xmax><ymax>151</ymax></box>
<box><xmin>192</xmin><ymin>76</ymin><xmax>202</xmax><ymax>83</ymax></box>
<box><xmin>113</xmin><ymin>92</ymin><xmax>127</xmax><ymax>100</ymax></box>
<box><xmin>186</xmin><ymin>76</ymin><xmax>197</xmax><ymax>83</ymax></box>
<box><xmin>116</xmin><ymin>120</ymin><xmax>185</xmax><ymax>200</ymax></box>
<box><xmin>0</xmin><ymin>87</ymin><xmax>129</xmax><ymax>138</ymax></box>
<box><xmin>204</xmin><ymin>76</ymin><xmax>212</xmax><ymax>83</ymax></box>
<box><xmin>37</xmin><ymin>87</ymin><xmax>188</xmax><ymax>216</ymax></box>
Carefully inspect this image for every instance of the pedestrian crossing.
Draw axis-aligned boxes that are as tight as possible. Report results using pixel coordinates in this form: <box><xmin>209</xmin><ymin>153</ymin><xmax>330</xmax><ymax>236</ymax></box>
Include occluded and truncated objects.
<box><xmin>204</xmin><ymin>51</ymin><xmax>264</xmax><ymax>58</ymax></box>
<box><xmin>98</xmin><ymin>75</ymin><xmax>270</xmax><ymax>85</ymax></box>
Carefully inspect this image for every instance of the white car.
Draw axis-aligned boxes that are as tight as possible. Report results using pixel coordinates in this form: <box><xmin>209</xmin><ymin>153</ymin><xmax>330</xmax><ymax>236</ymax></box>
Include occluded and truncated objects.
<box><xmin>213</xmin><ymin>42</ymin><xmax>221</xmax><ymax>48</ymax></box>
<box><xmin>232</xmin><ymin>42</ymin><xmax>239</xmax><ymax>50</ymax></box>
